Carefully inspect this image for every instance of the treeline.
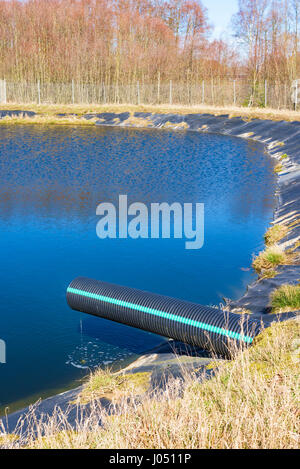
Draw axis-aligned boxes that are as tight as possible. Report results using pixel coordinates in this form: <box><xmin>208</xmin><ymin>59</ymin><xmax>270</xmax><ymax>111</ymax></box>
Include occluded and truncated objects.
<box><xmin>0</xmin><ymin>0</ymin><xmax>299</xmax><ymax>86</ymax></box>
<box><xmin>233</xmin><ymin>0</ymin><xmax>300</xmax><ymax>86</ymax></box>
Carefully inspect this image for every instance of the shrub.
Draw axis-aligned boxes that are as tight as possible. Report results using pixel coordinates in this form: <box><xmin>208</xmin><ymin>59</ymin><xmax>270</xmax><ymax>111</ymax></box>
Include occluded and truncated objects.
<box><xmin>253</xmin><ymin>245</ymin><xmax>287</xmax><ymax>274</ymax></box>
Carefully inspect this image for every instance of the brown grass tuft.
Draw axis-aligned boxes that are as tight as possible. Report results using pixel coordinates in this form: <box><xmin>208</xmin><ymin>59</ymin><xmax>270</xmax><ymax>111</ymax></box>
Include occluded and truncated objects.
<box><xmin>274</xmin><ymin>163</ymin><xmax>284</xmax><ymax>173</ymax></box>
<box><xmin>252</xmin><ymin>245</ymin><xmax>291</xmax><ymax>275</ymax></box>
<box><xmin>264</xmin><ymin>224</ymin><xmax>289</xmax><ymax>246</ymax></box>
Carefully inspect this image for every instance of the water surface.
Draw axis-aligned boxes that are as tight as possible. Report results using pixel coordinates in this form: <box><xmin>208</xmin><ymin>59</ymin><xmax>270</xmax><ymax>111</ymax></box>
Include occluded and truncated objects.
<box><xmin>0</xmin><ymin>125</ymin><xmax>275</xmax><ymax>413</ymax></box>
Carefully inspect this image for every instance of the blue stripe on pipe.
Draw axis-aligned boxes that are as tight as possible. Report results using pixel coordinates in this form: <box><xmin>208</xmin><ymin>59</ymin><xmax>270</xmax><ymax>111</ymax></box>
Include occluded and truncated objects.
<box><xmin>67</xmin><ymin>287</ymin><xmax>254</xmax><ymax>344</ymax></box>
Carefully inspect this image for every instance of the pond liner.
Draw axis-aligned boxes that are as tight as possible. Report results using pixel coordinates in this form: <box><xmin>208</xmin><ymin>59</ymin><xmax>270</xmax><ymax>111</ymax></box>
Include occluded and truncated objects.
<box><xmin>66</xmin><ymin>276</ymin><xmax>270</xmax><ymax>357</ymax></box>
<box><xmin>0</xmin><ymin>110</ymin><xmax>36</xmax><ymax>119</ymax></box>
<box><xmin>93</xmin><ymin>112</ymin><xmax>130</xmax><ymax>123</ymax></box>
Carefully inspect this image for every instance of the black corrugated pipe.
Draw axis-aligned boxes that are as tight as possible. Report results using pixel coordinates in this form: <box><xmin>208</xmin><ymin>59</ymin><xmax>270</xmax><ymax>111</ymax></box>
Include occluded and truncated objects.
<box><xmin>67</xmin><ymin>277</ymin><xmax>266</xmax><ymax>357</ymax></box>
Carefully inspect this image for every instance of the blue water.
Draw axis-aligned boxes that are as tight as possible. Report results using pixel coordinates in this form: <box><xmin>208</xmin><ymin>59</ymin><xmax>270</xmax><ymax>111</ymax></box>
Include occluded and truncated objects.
<box><xmin>0</xmin><ymin>125</ymin><xmax>275</xmax><ymax>412</ymax></box>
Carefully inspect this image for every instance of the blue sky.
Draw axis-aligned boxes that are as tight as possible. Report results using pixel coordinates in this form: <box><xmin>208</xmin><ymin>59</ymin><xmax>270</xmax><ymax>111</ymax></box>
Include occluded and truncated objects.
<box><xmin>202</xmin><ymin>0</ymin><xmax>239</xmax><ymax>38</ymax></box>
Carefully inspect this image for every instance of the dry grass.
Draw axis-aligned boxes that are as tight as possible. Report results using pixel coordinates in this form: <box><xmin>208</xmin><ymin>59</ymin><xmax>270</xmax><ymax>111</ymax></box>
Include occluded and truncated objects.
<box><xmin>76</xmin><ymin>370</ymin><xmax>151</xmax><ymax>405</ymax></box>
<box><xmin>1</xmin><ymin>319</ymin><xmax>299</xmax><ymax>449</ymax></box>
<box><xmin>264</xmin><ymin>224</ymin><xmax>289</xmax><ymax>246</ymax></box>
<box><xmin>271</xmin><ymin>284</ymin><xmax>300</xmax><ymax>314</ymax></box>
<box><xmin>231</xmin><ymin>309</ymin><xmax>253</xmax><ymax>315</ymax></box>
<box><xmin>1</xmin><ymin>103</ymin><xmax>300</xmax><ymax>122</ymax></box>
<box><xmin>0</xmin><ymin>114</ymin><xmax>96</xmax><ymax>126</ymax></box>
<box><xmin>274</xmin><ymin>163</ymin><xmax>284</xmax><ymax>173</ymax></box>
<box><xmin>252</xmin><ymin>245</ymin><xmax>292</xmax><ymax>275</ymax></box>
<box><xmin>123</xmin><ymin>115</ymin><xmax>153</xmax><ymax>127</ymax></box>
<box><xmin>269</xmin><ymin>141</ymin><xmax>285</xmax><ymax>149</ymax></box>
<box><xmin>162</xmin><ymin>121</ymin><xmax>189</xmax><ymax>129</ymax></box>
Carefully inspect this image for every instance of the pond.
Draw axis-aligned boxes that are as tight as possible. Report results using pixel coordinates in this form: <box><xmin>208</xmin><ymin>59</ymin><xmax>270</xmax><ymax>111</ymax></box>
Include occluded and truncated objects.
<box><xmin>0</xmin><ymin>125</ymin><xmax>275</xmax><ymax>413</ymax></box>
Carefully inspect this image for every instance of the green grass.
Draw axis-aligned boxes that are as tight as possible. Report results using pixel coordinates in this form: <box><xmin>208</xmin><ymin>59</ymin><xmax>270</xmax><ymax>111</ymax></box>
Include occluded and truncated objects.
<box><xmin>271</xmin><ymin>284</ymin><xmax>300</xmax><ymax>313</ymax></box>
<box><xmin>252</xmin><ymin>245</ymin><xmax>289</xmax><ymax>275</ymax></box>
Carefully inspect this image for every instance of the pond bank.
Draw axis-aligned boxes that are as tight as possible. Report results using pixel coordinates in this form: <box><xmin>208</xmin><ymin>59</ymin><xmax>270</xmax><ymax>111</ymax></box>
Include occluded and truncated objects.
<box><xmin>1</xmin><ymin>340</ymin><xmax>216</xmax><ymax>433</ymax></box>
<box><xmin>2</xmin><ymin>103</ymin><xmax>300</xmax><ymax>122</ymax></box>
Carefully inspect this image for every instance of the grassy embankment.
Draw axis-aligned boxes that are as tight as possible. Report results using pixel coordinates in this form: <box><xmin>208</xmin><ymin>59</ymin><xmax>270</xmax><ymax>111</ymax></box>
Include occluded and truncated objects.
<box><xmin>1</xmin><ymin>103</ymin><xmax>300</xmax><ymax>125</ymax></box>
<box><xmin>0</xmin><ymin>318</ymin><xmax>299</xmax><ymax>449</ymax></box>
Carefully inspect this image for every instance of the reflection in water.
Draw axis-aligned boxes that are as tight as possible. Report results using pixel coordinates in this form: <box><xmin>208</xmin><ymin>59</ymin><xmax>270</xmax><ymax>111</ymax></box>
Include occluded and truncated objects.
<box><xmin>0</xmin><ymin>125</ymin><xmax>275</xmax><ymax>412</ymax></box>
